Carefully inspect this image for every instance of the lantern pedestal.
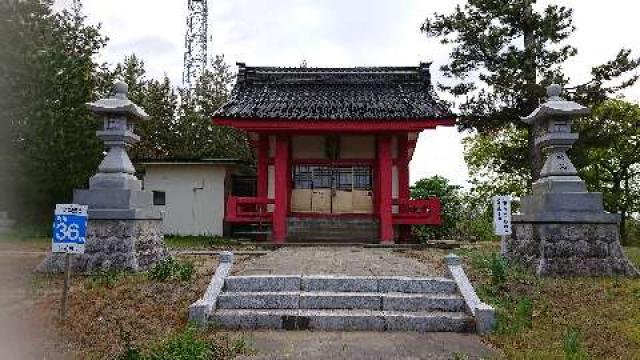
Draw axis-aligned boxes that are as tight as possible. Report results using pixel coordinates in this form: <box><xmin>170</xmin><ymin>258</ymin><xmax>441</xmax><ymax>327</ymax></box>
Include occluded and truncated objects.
<box><xmin>506</xmin><ymin>85</ymin><xmax>638</xmax><ymax>277</ymax></box>
<box><xmin>37</xmin><ymin>81</ymin><xmax>168</xmax><ymax>273</ymax></box>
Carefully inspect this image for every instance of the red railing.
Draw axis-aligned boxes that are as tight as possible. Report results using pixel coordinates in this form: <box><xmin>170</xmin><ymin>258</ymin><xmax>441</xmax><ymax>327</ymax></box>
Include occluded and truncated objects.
<box><xmin>225</xmin><ymin>196</ymin><xmax>441</xmax><ymax>226</ymax></box>
<box><xmin>393</xmin><ymin>198</ymin><xmax>442</xmax><ymax>225</ymax></box>
<box><xmin>225</xmin><ymin>196</ymin><xmax>274</xmax><ymax>224</ymax></box>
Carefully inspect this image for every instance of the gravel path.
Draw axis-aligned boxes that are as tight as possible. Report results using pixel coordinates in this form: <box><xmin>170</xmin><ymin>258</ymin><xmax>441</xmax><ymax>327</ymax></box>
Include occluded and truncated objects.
<box><xmin>232</xmin><ymin>247</ymin><xmax>446</xmax><ymax>277</ymax></box>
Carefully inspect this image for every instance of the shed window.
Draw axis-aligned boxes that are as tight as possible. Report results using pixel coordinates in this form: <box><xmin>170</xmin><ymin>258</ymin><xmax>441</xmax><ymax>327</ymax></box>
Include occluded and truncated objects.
<box><xmin>152</xmin><ymin>191</ymin><xmax>166</xmax><ymax>206</ymax></box>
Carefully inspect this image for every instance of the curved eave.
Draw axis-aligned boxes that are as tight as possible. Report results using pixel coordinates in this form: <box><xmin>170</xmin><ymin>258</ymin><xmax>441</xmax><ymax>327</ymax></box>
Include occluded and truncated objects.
<box><xmin>212</xmin><ymin>117</ymin><xmax>456</xmax><ymax>133</ymax></box>
<box><xmin>520</xmin><ymin>102</ymin><xmax>589</xmax><ymax>125</ymax></box>
<box><xmin>86</xmin><ymin>101</ymin><xmax>150</xmax><ymax>120</ymax></box>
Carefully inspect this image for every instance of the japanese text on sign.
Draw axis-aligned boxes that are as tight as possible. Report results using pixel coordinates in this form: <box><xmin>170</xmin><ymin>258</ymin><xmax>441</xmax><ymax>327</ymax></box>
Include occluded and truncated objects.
<box><xmin>52</xmin><ymin>204</ymin><xmax>88</xmax><ymax>254</ymax></box>
<box><xmin>492</xmin><ymin>196</ymin><xmax>512</xmax><ymax>236</ymax></box>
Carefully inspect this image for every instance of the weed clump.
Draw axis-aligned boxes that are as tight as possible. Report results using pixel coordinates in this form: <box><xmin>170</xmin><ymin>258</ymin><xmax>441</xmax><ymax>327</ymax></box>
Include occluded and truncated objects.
<box><xmin>563</xmin><ymin>328</ymin><xmax>589</xmax><ymax>360</ymax></box>
<box><xmin>115</xmin><ymin>326</ymin><xmax>250</xmax><ymax>360</ymax></box>
<box><xmin>86</xmin><ymin>271</ymin><xmax>122</xmax><ymax>289</ymax></box>
<box><xmin>148</xmin><ymin>258</ymin><xmax>195</xmax><ymax>282</ymax></box>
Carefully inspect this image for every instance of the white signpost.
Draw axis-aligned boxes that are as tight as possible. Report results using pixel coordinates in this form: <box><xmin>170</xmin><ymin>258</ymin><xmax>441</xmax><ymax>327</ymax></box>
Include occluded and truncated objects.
<box><xmin>52</xmin><ymin>204</ymin><xmax>88</xmax><ymax>320</ymax></box>
<box><xmin>492</xmin><ymin>196</ymin><xmax>512</xmax><ymax>255</ymax></box>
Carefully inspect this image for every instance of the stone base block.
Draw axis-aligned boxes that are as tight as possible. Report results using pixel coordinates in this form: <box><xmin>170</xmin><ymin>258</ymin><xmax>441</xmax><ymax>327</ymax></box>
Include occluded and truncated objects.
<box><xmin>36</xmin><ymin>219</ymin><xmax>168</xmax><ymax>273</ymax></box>
<box><xmin>507</xmin><ymin>222</ymin><xmax>639</xmax><ymax>277</ymax></box>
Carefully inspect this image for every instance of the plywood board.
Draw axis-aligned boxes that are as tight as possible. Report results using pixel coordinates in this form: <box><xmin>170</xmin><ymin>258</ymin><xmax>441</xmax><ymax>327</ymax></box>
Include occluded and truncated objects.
<box><xmin>353</xmin><ymin>190</ymin><xmax>373</xmax><ymax>214</ymax></box>
<box><xmin>333</xmin><ymin>190</ymin><xmax>353</xmax><ymax>214</ymax></box>
<box><xmin>291</xmin><ymin>189</ymin><xmax>312</xmax><ymax>212</ymax></box>
<box><xmin>311</xmin><ymin>189</ymin><xmax>331</xmax><ymax>213</ymax></box>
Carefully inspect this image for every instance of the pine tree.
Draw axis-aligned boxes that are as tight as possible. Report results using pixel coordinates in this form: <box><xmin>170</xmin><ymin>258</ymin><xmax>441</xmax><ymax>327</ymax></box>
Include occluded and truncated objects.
<box><xmin>422</xmin><ymin>0</ymin><xmax>639</xmax><ymax>185</ymax></box>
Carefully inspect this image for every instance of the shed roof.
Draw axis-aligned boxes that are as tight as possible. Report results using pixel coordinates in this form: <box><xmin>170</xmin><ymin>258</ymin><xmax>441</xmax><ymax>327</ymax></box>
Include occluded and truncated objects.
<box><xmin>214</xmin><ymin>63</ymin><xmax>452</xmax><ymax>121</ymax></box>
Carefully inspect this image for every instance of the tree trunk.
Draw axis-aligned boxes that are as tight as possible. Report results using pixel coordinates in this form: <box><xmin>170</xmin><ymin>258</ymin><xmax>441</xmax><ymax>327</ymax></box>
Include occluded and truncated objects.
<box><xmin>523</xmin><ymin>4</ymin><xmax>542</xmax><ymax>186</ymax></box>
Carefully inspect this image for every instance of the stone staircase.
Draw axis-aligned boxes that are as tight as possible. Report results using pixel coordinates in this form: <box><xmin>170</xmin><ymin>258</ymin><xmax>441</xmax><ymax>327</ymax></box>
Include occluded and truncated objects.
<box><xmin>208</xmin><ymin>274</ymin><xmax>474</xmax><ymax>332</ymax></box>
<box><xmin>287</xmin><ymin>217</ymin><xmax>379</xmax><ymax>243</ymax></box>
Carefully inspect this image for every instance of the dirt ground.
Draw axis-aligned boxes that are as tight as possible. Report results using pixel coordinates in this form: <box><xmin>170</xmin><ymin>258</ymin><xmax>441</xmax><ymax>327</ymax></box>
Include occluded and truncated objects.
<box><xmin>0</xmin><ymin>252</ymin><xmax>63</xmax><ymax>359</ymax></box>
<box><xmin>0</xmin><ymin>241</ymin><xmax>496</xmax><ymax>359</ymax></box>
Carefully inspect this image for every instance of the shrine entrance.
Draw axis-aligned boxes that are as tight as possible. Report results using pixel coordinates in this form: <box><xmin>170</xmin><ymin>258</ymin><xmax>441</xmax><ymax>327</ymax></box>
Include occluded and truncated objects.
<box><xmin>291</xmin><ymin>165</ymin><xmax>373</xmax><ymax>215</ymax></box>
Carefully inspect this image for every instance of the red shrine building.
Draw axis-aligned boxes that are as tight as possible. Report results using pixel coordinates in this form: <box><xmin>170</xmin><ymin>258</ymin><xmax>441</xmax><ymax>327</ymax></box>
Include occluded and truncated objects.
<box><xmin>214</xmin><ymin>63</ymin><xmax>455</xmax><ymax>244</ymax></box>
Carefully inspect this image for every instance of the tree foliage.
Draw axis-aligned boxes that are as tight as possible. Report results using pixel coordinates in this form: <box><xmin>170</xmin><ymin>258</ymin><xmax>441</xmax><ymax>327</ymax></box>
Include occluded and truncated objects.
<box><xmin>0</xmin><ymin>1</ymin><xmax>250</xmax><ymax>223</ymax></box>
<box><xmin>422</xmin><ymin>0</ymin><xmax>639</xmax><ymax>184</ymax></box>
<box><xmin>1</xmin><ymin>0</ymin><xmax>107</xmax><ymax>221</ymax></box>
<box><xmin>572</xmin><ymin>99</ymin><xmax>640</xmax><ymax>245</ymax></box>
<box><xmin>411</xmin><ymin>175</ymin><xmax>495</xmax><ymax>241</ymax></box>
<box><xmin>411</xmin><ymin>176</ymin><xmax>463</xmax><ymax>240</ymax></box>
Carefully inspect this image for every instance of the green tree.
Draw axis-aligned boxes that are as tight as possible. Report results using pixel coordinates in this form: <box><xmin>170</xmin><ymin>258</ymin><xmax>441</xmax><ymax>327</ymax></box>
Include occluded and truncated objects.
<box><xmin>410</xmin><ymin>176</ymin><xmax>463</xmax><ymax>240</ymax></box>
<box><xmin>572</xmin><ymin>99</ymin><xmax>640</xmax><ymax>245</ymax></box>
<box><xmin>1</xmin><ymin>0</ymin><xmax>108</xmax><ymax>222</ymax></box>
<box><xmin>422</xmin><ymin>0</ymin><xmax>639</xmax><ymax>187</ymax></box>
<box><xmin>174</xmin><ymin>55</ymin><xmax>252</xmax><ymax>161</ymax></box>
<box><xmin>463</xmin><ymin>125</ymin><xmax>530</xmax><ymax>202</ymax></box>
<box><xmin>113</xmin><ymin>54</ymin><xmax>251</xmax><ymax>162</ymax></box>
<box><xmin>112</xmin><ymin>55</ymin><xmax>178</xmax><ymax>160</ymax></box>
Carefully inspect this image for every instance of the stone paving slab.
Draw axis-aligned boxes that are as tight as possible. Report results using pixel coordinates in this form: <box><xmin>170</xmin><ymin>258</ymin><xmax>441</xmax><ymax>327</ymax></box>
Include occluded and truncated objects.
<box><xmin>232</xmin><ymin>247</ymin><xmax>444</xmax><ymax>277</ymax></box>
<box><xmin>234</xmin><ymin>331</ymin><xmax>496</xmax><ymax>360</ymax></box>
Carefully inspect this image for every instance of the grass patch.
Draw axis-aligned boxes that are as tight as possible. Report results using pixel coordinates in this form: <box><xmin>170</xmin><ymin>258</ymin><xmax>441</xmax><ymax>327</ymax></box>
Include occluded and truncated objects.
<box><xmin>456</xmin><ymin>245</ymin><xmax>640</xmax><ymax>359</ymax></box>
<box><xmin>116</xmin><ymin>326</ymin><xmax>251</xmax><ymax>360</ymax></box>
<box><xmin>164</xmin><ymin>235</ymin><xmax>238</xmax><ymax>249</ymax></box>
<box><xmin>148</xmin><ymin>258</ymin><xmax>195</xmax><ymax>282</ymax></box>
<box><xmin>625</xmin><ymin>246</ymin><xmax>640</xmax><ymax>268</ymax></box>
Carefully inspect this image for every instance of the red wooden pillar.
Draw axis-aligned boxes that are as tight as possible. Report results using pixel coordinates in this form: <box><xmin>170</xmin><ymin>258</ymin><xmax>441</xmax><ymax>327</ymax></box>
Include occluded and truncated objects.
<box><xmin>377</xmin><ymin>135</ymin><xmax>394</xmax><ymax>243</ymax></box>
<box><xmin>397</xmin><ymin>135</ymin><xmax>411</xmax><ymax>242</ymax></box>
<box><xmin>272</xmin><ymin>135</ymin><xmax>290</xmax><ymax>243</ymax></box>
<box><xmin>397</xmin><ymin>135</ymin><xmax>410</xmax><ymax>203</ymax></box>
<box><xmin>256</xmin><ymin>134</ymin><xmax>269</xmax><ymax>198</ymax></box>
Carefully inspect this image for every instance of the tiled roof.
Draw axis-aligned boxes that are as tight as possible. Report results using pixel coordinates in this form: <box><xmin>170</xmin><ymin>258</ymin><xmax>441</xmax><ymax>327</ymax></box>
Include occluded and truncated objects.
<box><xmin>214</xmin><ymin>63</ymin><xmax>452</xmax><ymax>121</ymax></box>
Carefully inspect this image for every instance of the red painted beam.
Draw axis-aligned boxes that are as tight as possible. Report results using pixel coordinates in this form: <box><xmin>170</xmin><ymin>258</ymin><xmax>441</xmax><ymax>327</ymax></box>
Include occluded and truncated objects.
<box><xmin>377</xmin><ymin>135</ymin><xmax>394</xmax><ymax>243</ymax></box>
<box><xmin>272</xmin><ymin>135</ymin><xmax>290</xmax><ymax>243</ymax></box>
<box><xmin>213</xmin><ymin>118</ymin><xmax>455</xmax><ymax>133</ymax></box>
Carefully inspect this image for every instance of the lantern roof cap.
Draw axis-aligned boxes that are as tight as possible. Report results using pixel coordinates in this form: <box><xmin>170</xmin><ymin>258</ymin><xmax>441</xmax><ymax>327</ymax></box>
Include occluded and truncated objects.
<box><xmin>86</xmin><ymin>81</ymin><xmax>150</xmax><ymax>120</ymax></box>
<box><xmin>521</xmin><ymin>84</ymin><xmax>589</xmax><ymax>125</ymax></box>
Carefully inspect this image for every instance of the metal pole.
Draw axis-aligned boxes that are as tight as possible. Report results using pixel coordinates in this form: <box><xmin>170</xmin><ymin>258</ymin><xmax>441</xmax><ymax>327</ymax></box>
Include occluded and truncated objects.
<box><xmin>500</xmin><ymin>235</ymin><xmax>507</xmax><ymax>257</ymax></box>
<box><xmin>61</xmin><ymin>253</ymin><xmax>71</xmax><ymax>320</ymax></box>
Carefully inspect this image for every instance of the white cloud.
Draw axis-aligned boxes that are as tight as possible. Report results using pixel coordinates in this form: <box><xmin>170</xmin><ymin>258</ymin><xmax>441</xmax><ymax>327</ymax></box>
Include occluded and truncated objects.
<box><xmin>54</xmin><ymin>0</ymin><xmax>640</xmax><ymax>187</ymax></box>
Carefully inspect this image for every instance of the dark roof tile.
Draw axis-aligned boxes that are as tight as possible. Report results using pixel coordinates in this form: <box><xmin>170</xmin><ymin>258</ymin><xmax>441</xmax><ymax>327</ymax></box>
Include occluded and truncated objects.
<box><xmin>214</xmin><ymin>63</ymin><xmax>452</xmax><ymax>121</ymax></box>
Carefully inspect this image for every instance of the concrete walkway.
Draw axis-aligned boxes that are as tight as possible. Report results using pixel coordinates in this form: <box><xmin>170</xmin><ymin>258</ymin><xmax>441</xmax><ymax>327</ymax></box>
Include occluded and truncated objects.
<box><xmin>232</xmin><ymin>247</ymin><xmax>446</xmax><ymax>277</ymax></box>
<box><xmin>236</xmin><ymin>330</ymin><xmax>496</xmax><ymax>360</ymax></box>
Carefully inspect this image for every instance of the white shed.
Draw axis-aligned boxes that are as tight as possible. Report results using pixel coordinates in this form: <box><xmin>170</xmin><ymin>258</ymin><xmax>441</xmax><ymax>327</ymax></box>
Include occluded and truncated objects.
<box><xmin>138</xmin><ymin>159</ymin><xmax>251</xmax><ymax>236</ymax></box>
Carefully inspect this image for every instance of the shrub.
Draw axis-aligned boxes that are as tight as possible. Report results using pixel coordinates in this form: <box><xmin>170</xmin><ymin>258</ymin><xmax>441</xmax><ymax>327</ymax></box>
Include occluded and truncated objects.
<box><xmin>148</xmin><ymin>258</ymin><xmax>195</xmax><ymax>282</ymax></box>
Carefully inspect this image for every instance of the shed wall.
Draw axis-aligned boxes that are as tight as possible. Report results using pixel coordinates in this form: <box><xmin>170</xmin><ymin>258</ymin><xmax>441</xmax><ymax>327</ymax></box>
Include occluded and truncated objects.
<box><xmin>143</xmin><ymin>165</ymin><xmax>227</xmax><ymax>236</ymax></box>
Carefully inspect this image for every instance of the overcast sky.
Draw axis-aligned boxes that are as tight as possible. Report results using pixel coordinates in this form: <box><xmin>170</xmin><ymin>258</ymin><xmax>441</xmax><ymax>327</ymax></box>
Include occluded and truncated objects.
<box><xmin>54</xmin><ymin>0</ymin><xmax>640</xmax><ymax>186</ymax></box>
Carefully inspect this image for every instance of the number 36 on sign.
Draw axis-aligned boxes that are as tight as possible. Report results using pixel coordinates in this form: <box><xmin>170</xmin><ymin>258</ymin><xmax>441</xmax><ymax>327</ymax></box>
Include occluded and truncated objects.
<box><xmin>52</xmin><ymin>204</ymin><xmax>88</xmax><ymax>254</ymax></box>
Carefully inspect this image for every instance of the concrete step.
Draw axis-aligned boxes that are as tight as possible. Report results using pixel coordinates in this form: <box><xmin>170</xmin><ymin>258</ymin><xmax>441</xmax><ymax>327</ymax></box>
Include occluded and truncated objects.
<box><xmin>217</xmin><ymin>291</ymin><xmax>465</xmax><ymax>312</ymax></box>
<box><xmin>224</xmin><ymin>275</ymin><xmax>458</xmax><ymax>294</ymax></box>
<box><xmin>210</xmin><ymin>309</ymin><xmax>474</xmax><ymax>332</ymax></box>
<box><xmin>225</xmin><ymin>275</ymin><xmax>300</xmax><ymax>292</ymax></box>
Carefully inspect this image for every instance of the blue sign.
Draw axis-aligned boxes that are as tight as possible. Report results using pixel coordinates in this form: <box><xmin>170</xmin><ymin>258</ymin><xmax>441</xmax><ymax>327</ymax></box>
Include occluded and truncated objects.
<box><xmin>52</xmin><ymin>204</ymin><xmax>88</xmax><ymax>254</ymax></box>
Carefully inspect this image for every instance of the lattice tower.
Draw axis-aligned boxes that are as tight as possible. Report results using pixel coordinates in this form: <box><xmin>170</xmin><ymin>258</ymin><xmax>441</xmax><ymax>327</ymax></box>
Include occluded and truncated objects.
<box><xmin>182</xmin><ymin>0</ymin><xmax>209</xmax><ymax>90</ymax></box>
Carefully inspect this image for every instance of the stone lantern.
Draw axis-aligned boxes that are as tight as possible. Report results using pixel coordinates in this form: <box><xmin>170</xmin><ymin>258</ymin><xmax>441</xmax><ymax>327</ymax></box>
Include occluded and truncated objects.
<box><xmin>38</xmin><ymin>81</ymin><xmax>167</xmax><ymax>273</ymax></box>
<box><xmin>507</xmin><ymin>84</ymin><xmax>638</xmax><ymax>276</ymax></box>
